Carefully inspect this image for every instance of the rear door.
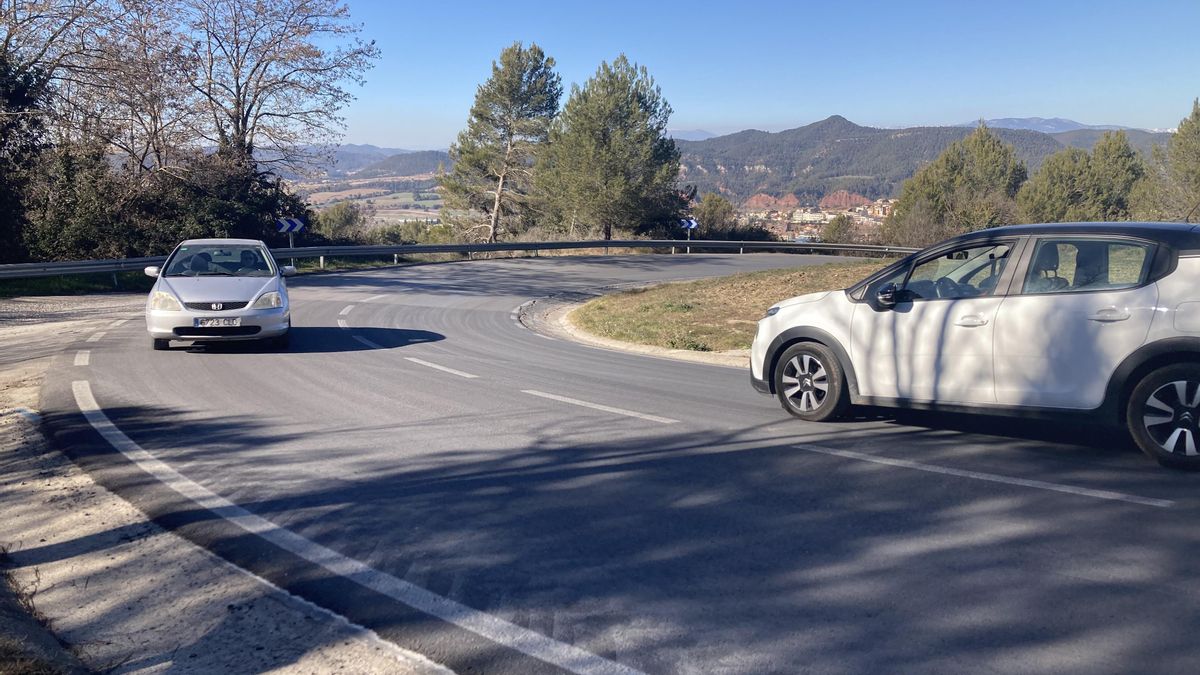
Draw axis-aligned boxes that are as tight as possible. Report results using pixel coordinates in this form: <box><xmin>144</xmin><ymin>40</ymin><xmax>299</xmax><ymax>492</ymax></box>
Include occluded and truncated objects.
<box><xmin>993</xmin><ymin>237</ymin><xmax>1159</xmax><ymax>409</ymax></box>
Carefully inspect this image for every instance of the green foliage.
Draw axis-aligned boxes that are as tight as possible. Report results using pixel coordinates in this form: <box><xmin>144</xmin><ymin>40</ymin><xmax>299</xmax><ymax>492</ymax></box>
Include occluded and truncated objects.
<box><xmin>692</xmin><ymin>193</ymin><xmax>735</xmax><ymax>236</ymax></box>
<box><xmin>882</xmin><ymin>125</ymin><xmax>1027</xmax><ymax>246</ymax></box>
<box><xmin>534</xmin><ymin>55</ymin><xmax>685</xmax><ymax>239</ymax></box>
<box><xmin>440</xmin><ymin>42</ymin><xmax>561</xmax><ymax>243</ymax></box>
<box><xmin>1133</xmin><ymin>99</ymin><xmax>1200</xmax><ymax>221</ymax></box>
<box><xmin>1019</xmin><ymin>131</ymin><xmax>1144</xmax><ymax>223</ymax></box>
<box><xmin>0</xmin><ymin>53</ymin><xmax>49</xmax><ymax>263</ymax></box>
<box><xmin>820</xmin><ymin>213</ymin><xmax>855</xmax><ymax>243</ymax></box>
<box><xmin>315</xmin><ymin>201</ymin><xmax>373</xmax><ymax>242</ymax></box>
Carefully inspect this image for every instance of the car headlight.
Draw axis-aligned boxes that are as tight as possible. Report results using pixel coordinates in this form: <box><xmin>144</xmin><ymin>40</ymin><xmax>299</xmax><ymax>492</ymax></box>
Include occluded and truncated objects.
<box><xmin>251</xmin><ymin>291</ymin><xmax>283</xmax><ymax>309</ymax></box>
<box><xmin>149</xmin><ymin>291</ymin><xmax>182</xmax><ymax>311</ymax></box>
<box><xmin>763</xmin><ymin>306</ymin><xmax>780</xmax><ymax>319</ymax></box>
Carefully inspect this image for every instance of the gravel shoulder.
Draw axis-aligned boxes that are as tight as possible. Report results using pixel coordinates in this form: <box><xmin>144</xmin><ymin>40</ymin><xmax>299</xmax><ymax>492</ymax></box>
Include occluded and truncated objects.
<box><xmin>0</xmin><ymin>294</ymin><xmax>451</xmax><ymax>675</ymax></box>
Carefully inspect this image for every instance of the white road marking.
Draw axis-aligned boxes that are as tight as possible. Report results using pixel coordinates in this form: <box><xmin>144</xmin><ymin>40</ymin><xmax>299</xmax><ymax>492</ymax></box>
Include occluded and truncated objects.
<box><xmin>337</xmin><ymin>319</ymin><xmax>349</xmax><ymax>329</ymax></box>
<box><xmin>404</xmin><ymin>358</ymin><xmax>478</xmax><ymax>379</ymax></box>
<box><xmin>353</xmin><ymin>335</ymin><xmax>384</xmax><ymax>350</ymax></box>
<box><xmin>74</xmin><ymin>350</ymin><xmax>90</xmax><ymax>366</ymax></box>
<box><xmin>521</xmin><ymin>390</ymin><xmax>678</xmax><ymax>425</ymax></box>
<box><xmin>340</xmin><ymin>305</ymin><xmax>355</xmax><ymax>316</ymax></box>
<box><xmin>794</xmin><ymin>444</ymin><xmax>1174</xmax><ymax>508</ymax></box>
<box><xmin>86</xmin><ymin>332</ymin><xmax>106</xmax><ymax>343</ymax></box>
<box><xmin>72</xmin><ymin>381</ymin><xmax>638</xmax><ymax>675</ymax></box>
<box><xmin>363</xmin><ymin>294</ymin><xmax>387</xmax><ymax>303</ymax></box>
<box><xmin>110</xmin><ymin>319</ymin><xmax>129</xmax><ymax>328</ymax></box>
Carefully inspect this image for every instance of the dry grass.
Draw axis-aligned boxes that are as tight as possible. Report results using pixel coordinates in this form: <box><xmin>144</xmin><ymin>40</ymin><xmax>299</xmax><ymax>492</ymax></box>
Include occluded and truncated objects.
<box><xmin>573</xmin><ymin>260</ymin><xmax>889</xmax><ymax>352</ymax></box>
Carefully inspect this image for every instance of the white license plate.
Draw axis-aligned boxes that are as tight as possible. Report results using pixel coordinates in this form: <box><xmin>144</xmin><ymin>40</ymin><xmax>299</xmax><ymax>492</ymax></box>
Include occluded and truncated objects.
<box><xmin>195</xmin><ymin>317</ymin><xmax>241</xmax><ymax>328</ymax></box>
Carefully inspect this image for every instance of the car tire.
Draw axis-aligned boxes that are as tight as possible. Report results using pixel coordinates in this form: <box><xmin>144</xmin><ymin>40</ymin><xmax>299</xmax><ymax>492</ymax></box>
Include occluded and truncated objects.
<box><xmin>773</xmin><ymin>342</ymin><xmax>849</xmax><ymax>422</ymax></box>
<box><xmin>152</xmin><ymin>338</ymin><xmax>170</xmax><ymax>351</ymax></box>
<box><xmin>1127</xmin><ymin>363</ymin><xmax>1200</xmax><ymax>470</ymax></box>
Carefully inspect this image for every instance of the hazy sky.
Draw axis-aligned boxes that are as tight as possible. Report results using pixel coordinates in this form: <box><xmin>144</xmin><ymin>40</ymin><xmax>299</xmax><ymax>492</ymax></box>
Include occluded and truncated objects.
<box><xmin>339</xmin><ymin>0</ymin><xmax>1199</xmax><ymax>149</ymax></box>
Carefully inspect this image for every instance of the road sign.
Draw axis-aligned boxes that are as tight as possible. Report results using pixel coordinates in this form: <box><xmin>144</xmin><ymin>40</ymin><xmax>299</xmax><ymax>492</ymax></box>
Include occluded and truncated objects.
<box><xmin>679</xmin><ymin>218</ymin><xmax>698</xmax><ymax>229</ymax></box>
<box><xmin>276</xmin><ymin>218</ymin><xmax>305</xmax><ymax>233</ymax></box>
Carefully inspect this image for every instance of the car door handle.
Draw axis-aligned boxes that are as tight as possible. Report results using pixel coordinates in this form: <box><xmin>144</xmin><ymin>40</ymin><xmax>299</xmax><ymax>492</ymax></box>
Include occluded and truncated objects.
<box><xmin>955</xmin><ymin>315</ymin><xmax>988</xmax><ymax>327</ymax></box>
<box><xmin>1088</xmin><ymin>308</ymin><xmax>1131</xmax><ymax>322</ymax></box>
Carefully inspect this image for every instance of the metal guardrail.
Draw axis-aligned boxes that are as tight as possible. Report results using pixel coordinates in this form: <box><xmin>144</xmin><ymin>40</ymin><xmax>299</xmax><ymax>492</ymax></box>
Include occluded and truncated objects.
<box><xmin>0</xmin><ymin>240</ymin><xmax>918</xmax><ymax>280</ymax></box>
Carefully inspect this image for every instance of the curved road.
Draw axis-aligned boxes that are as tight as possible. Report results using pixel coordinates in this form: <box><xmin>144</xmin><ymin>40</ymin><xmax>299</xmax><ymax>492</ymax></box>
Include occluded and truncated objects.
<box><xmin>39</xmin><ymin>254</ymin><xmax>1200</xmax><ymax>674</ymax></box>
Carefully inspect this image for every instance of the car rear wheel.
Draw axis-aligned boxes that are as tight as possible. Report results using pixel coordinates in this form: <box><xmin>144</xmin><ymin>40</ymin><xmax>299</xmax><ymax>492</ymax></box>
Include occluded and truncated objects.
<box><xmin>774</xmin><ymin>342</ymin><xmax>849</xmax><ymax>422</ymax></box>
<box><xmin>1127</xmin><ymin>364</ymin><xmax>1200</xmax><ymax>470</ymax></box>
<box><xmin>152</xmin><ymin>338</ymin><xmax>170</xmax><ymax>351</ymax></box>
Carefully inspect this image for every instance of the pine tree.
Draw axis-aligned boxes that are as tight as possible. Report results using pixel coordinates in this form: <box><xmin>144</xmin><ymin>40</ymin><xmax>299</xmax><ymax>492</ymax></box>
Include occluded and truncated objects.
<box><xmin>1017</xmin><ymin>147</ymin><xmax>1095</xmax><ymax>223</ymax></box>
<box><xmin>439</xmin><ymin>42</ymin><xmax>561</xmax><ymax>242</ymax></box>
<box><xmin>534</xmin><ymin>55</ymin><xmax>684</xmax><ymax>239</ymax></box>
<box><xmin>820</xmin><ymin>214</ymin><xmax>855</xmax><ymax>244</ymax></box>
<box><xmin>693</xmin><ymin>193</ymin><xmax>735</xmax><ymax>236</ymax></box>
<box><xmin>882</xmin><ymin>125</ymin><xmax>1026</xmax><ymax>246</ymax></box>
<box><xmin>1132</xmin><ymin>99</ymin><xmax>1200</xmax><ymax>221</ymax></box>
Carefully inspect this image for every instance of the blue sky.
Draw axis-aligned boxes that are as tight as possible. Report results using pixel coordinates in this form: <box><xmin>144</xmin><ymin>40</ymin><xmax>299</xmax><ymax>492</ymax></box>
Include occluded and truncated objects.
<box><xmin>339</xmin><ymin>0</ymin><xmax>1199</xmax><ymax>149</ymax></box>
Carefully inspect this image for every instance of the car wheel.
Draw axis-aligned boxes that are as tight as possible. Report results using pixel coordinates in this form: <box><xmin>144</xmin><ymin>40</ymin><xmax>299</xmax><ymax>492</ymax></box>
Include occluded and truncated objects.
<box><xmin>152</xmin><ymin>338</ymin><xmax>170</xmax><ymax>351</ymax></box>
<box><xmin>773</xmin><ymin>342</ymin><xmax>849</xmax><ymax>422</ymax></box>
<box><xmin>1127</xmin><ymin>364</ymin><xmax>1200</xmax><ymax>470</ymax></box>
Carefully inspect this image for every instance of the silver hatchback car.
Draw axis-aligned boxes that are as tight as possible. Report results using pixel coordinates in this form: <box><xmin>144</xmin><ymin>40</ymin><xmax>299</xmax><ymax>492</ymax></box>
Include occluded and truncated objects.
<box><xmin>144</xmin><ymin>238</ymin><xmax>294</xmax><ymax>350</ymax></box>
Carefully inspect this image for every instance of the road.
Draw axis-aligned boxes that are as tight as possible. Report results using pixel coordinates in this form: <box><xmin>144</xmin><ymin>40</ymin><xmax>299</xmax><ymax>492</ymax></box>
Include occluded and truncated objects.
<box><xmin>30</xmin><ymin>254</ymin><xmax>1200</xmax><ymax>674</ymax></box>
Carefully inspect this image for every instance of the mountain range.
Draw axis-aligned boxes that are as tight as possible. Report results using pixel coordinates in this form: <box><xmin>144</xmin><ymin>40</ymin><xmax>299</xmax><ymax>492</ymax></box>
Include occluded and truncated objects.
<box><xmin>674</xmin><ymin>115</ymin><xmax>1172</xmax><ymax>203</ymax></box>
<box><xmin>959</xmin><ymin>117</ymin><xmax>1129</xmax><ymax>134</ymax></box>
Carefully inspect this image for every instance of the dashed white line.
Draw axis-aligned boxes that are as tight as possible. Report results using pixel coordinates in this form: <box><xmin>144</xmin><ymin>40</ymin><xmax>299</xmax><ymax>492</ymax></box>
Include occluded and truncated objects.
<box><xmin>74</xmin><ymin>350</ymin><xmax>91</xmax><ymax>366</ymax></box>
<box><xmin>86</xmin><ymin>331</ymin><xmax>106</xmax><ymax>343</ymax></box>
<box><xmin>362</xmin><ymin>294</ymin><xmax>387</xmax><ymax>303</ymax></box>
<box><xmin>793</xmin><ymin>444</ymin><xmax>1174</xmax><ymax>508</ymax></box>
<box><xmin>404</xmin><ymin>358</ymin><xmax>478</xmax><ymax>379</ymax></box>
<box><xmin>71</xmin><ymin>381</ymin><xmax>630</xmax><ymax>675</ymax></box>
<box><xmin>353</xmin><ymin>335</ymin><xmax>384</xmax><ymax>350</ymax></box>
<box><xmin>337</xmin><ymin>319</ymin><xmax>349</xmax><ymax>329</ymax></box>
<box><xmin>340</xmin><ymin>305</ymin><xmax>355</xmax><ymax>316</ymax></box>
<box><xmin>521</xmin><ymin>390</ymin><xmax>678</xmax><ymax>425</ymax></box>
<box><xmin>110</xmin><ymin>319</ymin><xmax>129</xmax><ymax>328</ymax></box>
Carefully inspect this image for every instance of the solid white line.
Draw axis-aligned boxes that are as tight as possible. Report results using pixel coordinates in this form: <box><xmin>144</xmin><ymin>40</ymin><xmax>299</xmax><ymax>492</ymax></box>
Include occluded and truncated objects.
<box><xmin>337</xmin><ymin>319</ymin><xmax>349</xmax><ymax>329</ymax></box>
<box><xmin>793</xmin><ymin>444</ymin><xmax>1175</xmax><ymax>509</ymax></box>
<box><xmin>340</xmin><ymin>305</ymin><xmax>355</xmax><ymax>316</ymax></box>
<box><xmin>353</xmin><ymin>335</ymin><xmax>384</xmax><ymax>350</ymax></box>
<box><xmin>86</xmin><ymin>332</ymin><xmax>106</xmax><ymax>343</ymax></box>
<box><xmin>74</xmin><ymin>350</ymin><xmax>91</xmax><ymax>366</ymax></box>
<box><xmin>363</xmin><ymin>294</ymin><xmax>387</xmax><ymax>303</ymax></box>
<box><xmin>404</xmin><ymin>358</ymin><xmax>478</xmax><ymax>379</ymax></box>
<box><xmin>521</xmin><ymin>390</ymin><xmax>678</xmax><ymax>425</ymax></box>
<box><xmin>71</xmin><ymin>381</ymin><xmax>638</xmax><ymax>675</ymax></box>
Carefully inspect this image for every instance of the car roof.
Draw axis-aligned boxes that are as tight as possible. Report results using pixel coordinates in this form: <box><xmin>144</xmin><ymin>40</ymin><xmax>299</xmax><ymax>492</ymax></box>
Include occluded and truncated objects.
<box><xmin>953</xmin><ymin>221</ymin><xmax>1200</xmax><ymax>251</ymax></box>
<box><xmin>177</xmin><ymin>238</ymin><xmax>268</xmax><ymax>246</ymax></box>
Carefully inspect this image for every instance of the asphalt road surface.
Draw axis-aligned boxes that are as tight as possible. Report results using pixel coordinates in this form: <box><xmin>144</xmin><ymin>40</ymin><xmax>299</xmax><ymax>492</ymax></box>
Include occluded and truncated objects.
<box><xmin>32</xmin><ymin>254</ymin><xmax>1200</xmax><ymax>674</ymax></box>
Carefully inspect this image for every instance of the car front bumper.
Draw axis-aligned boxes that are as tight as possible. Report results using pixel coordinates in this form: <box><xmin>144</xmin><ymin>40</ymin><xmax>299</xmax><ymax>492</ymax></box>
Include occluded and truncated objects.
<box><xmin>146</xmin><ymin>306</ymin><xmax>290</xmax><ymax>341</ymax></box>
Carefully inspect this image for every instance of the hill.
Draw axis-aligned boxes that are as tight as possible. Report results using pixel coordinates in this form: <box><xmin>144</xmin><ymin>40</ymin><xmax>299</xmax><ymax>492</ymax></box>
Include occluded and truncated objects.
<box><xmin>1050</xmin><ymin>128</ymin><xmax>1170</xmax><ymax>156</ymax></box>
<box><xmin>959</xmin><ymin>117</ymin><xmax>1127</xmax><ymax>133</ymax></box>
<box><xmin>354</xmin><ymin>150</ymin><xmax>452</xmax><ymax>178</ymax></box>
<box><xmin>676</xmin><ymin>116</ymin><xmax>1172</xmax><ymax>204</ymax></box>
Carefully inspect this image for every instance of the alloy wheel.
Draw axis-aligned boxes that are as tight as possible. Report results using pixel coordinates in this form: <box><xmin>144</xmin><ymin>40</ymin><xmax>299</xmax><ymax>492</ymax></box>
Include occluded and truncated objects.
<box><xmin>781</xmin><ymin>354</ymin><xmax>829</xmax><ymax>412</ymax></box>
<box><xmin>1142</xmin><ymin>380</ymin><xmax>1200</xmax><ymax>456</ymax></box>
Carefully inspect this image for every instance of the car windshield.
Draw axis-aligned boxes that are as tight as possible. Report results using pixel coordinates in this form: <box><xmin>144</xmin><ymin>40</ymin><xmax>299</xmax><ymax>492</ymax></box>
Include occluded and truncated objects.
<box><xmin>163</xmin><ymin>244</ymin><xmax>275</xmax><ymax>277</ymax></box>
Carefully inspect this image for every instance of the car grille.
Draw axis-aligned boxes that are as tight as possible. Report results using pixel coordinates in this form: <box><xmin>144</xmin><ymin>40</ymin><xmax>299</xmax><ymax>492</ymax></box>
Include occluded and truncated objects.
<box><xmin>184</xmin><ymin>301</ymin><xmax>249</xmax><ymax>311</ymax></box>
<box><xmin>173</xmin><ymin>326</ymin><xmax>262</xmax><ymax>337</ymax></box>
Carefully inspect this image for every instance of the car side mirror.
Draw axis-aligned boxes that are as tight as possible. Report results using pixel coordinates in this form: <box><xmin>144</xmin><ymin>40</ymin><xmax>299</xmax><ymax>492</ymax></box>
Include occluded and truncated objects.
<box><xmin>280</xmin><ymin>265</ymin><xmax>297</xmax><ymax>277</ymax></box>
<box><xmin>876</xmin><ymin>282</ymin><xmax>898</xmax><ymax>309</ymax></box>
<box><xmin>144</xmin><ymin>266</ymin><xmax>160</xmax><ymax>278</ymax></box>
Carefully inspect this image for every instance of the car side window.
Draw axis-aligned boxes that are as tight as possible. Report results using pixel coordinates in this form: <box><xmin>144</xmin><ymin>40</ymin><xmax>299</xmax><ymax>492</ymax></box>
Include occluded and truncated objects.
<box><xmin>1021</xmin><ymin>239</ymin><xmax>1153</xmax><ymax>295</ymax></box>
<box><xmin>901</xmin><ymin>243</ymin><xmax>1012</xmax><ymax>300</ymax></box>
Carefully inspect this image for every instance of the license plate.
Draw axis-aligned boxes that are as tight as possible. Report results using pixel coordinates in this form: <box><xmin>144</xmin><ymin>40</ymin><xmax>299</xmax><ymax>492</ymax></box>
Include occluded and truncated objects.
<box><xmin>195</xmin><ymin>317</ymin><xmax>241</xmax><ymax>328</ymax></box>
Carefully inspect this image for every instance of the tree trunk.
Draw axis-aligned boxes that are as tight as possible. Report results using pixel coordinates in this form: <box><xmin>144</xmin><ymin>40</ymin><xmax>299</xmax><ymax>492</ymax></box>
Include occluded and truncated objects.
<box><xmin>488</xmin><ymin>171</ymin><xmax>506</xmax><ymax>243</ymax></box>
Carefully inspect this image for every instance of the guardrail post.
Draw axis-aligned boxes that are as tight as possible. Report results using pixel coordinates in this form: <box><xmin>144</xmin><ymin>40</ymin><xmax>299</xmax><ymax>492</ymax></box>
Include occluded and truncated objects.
<box><xmin>671</xmin><ymin>246</ymin><xmax>675</xmax><ymax>255</ymax></box>
<box><xmin>319</xmin><ymin>255</ymin><xmax>325</xmax><ymax>269</ymax></box>
<box><xmin>739</xmin><ymin>246</ymin><xmax>744</xmax><ymax>254</ymax></box>
<box><xmin>393</xmin><ymin>253</ymin><xmax>398</xmax><ymax>264</ymax></box>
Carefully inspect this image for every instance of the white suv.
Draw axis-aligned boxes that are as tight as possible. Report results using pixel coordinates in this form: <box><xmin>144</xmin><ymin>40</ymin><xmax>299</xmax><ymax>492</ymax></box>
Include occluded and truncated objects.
<box><xmin>751</xmin><ymin>222</ymin><xmax>1200</xmax><ymax>469</ymax></box>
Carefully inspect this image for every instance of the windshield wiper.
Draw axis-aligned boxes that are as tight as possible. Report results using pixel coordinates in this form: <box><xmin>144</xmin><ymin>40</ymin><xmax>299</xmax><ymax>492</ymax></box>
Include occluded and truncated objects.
<box><xmin>196</xmin><ymin>271</ymin><xmax>235</xmax><ymax>276</ymax></box>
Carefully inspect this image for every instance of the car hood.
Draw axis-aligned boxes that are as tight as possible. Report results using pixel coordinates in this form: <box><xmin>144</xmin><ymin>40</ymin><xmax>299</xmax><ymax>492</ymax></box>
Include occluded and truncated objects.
<box><xmin>159</xmin><ymin>276</ymin><xmax>278</xmax><ymax>303</ymax></box>
<box><xmin>775</xmin><ymin>290</ymin><xmax>832</xmax><ymax>308</ymax></box>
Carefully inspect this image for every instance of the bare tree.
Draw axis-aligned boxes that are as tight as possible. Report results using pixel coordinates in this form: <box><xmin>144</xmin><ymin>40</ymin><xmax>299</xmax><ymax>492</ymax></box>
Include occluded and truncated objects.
<box><xmin>182</xmin><ymin>0</ymin><xmax>379</xmax><ymax>172</ymax></box>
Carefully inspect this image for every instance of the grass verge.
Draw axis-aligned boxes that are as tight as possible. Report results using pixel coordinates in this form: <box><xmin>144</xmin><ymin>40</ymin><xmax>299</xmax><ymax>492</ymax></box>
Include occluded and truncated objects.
<box><xmin>571</xmin><ymin>260</ymin><xmax>889</xmax><ymax>352</ymax></box>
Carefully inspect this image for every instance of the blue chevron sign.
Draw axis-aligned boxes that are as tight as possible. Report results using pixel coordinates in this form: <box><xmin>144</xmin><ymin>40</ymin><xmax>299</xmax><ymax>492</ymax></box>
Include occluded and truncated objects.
<box><xmin>679</xmin><ymin>218</ymin><xmax>698</xmax><ymax>229</ymax></box>
<box><xmin>276</xmin><ymin>217</ymin><xmax>305</xmax><ymax>233</ymax></box>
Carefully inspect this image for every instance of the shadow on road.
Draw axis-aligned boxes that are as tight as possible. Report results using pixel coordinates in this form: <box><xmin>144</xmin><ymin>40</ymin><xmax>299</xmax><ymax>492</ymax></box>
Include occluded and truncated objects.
<box><xmin>180</xmin><ymin>326</ymin><xmax>445</xmax><ymax>355</ymax></box>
